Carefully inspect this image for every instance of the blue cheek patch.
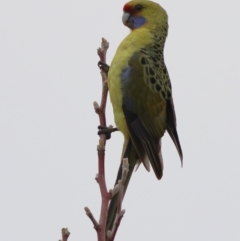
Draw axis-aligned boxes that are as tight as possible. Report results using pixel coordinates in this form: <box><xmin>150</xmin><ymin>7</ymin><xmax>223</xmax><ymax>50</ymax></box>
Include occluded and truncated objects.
<box><xmin>129</xmin><ymin>16</ymin><xmax>147</xmax><ymax>29</ymax></box>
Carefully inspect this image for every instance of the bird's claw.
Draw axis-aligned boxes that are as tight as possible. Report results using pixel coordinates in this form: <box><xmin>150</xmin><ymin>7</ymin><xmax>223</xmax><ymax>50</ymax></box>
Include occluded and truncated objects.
<box><xmin>98</xmin><ymin>126</ymin><xmax>118</xmax><ymax>140</ymax></box>
<box><xmin>98</xmin><ymin>61</ymin><xmax>110</xmax><ymax>74</ymax></box>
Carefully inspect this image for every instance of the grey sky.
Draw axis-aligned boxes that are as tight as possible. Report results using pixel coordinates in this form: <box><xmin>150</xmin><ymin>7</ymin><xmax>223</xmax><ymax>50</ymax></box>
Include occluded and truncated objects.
<box><xmin>0</xmin><ymin>0</ymin><xmax>239</xmax><ymax>240</ymax></box>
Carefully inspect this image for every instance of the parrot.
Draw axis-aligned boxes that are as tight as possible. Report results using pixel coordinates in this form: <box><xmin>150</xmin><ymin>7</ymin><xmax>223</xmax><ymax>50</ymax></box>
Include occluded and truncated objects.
<box><xmin>106</xmin><ymin>0</ymin><xmax>183</xmax><ymax>233</ymax></box>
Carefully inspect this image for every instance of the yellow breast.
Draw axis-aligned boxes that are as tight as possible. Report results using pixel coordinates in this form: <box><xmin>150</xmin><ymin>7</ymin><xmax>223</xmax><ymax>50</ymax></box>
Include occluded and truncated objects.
<box><xmin>108</xmin><ymin>28</ymin><xmax>153</xmax><ymax>139</ymax></box>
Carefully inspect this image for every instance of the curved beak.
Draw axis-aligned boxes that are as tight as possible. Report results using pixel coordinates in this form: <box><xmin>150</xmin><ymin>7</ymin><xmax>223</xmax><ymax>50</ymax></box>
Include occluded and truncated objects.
<box><xmin>122</xmin><ymin>12</ymin><xmax>131</xmax><ymax>25</ymax></box>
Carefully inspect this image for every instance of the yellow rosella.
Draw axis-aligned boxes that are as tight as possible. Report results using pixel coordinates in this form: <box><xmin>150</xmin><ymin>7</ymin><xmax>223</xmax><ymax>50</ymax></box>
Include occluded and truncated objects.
<box><xmin>106</xmin><ymin>0</ymin><xmax>183</xmax><ymax>231</ymax></box>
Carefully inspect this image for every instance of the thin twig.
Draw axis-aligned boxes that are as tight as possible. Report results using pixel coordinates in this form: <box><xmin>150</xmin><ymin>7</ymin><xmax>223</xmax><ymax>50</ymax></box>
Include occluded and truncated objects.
<box><xmin>86</xmin><ymin>38</ymin><xmax>126</xmax><ymax>241</ymax></box>
<box><xmin>85</xmin><ymin>38</ymin><xmax>111</xmax><ymax>241</ymax></box>
<box><xmin>95</xmin><ymin>39</ymin><xmax>110</xmax><ymax>241</ymax></box>
<box><xmin>97</xmin><ymin>138</ymin><xmax>111</xmax><ymax>241</ymax></box>
<box><xmin>84</xmin><ymin>207</ymin><xmax>99</xmax><ymax>230</ymax></box>
<box><xmin>60</xmin><ymin>228</ymin><xmax>70</xmax><ymax>241</ymax></box>
<box><xmin>96</xmin><ymin>38</ymin><xmax>109</xmax><ymax>132</ymax></box>
<box><xmin>108</xmin><ymin>210</ymin><xmax>125</xmax><ymax>241</ymax></box>
<box><xmin>107</xmin><ymin>159</ymin><xmax>129</xmax><ymax>241</ymax></box>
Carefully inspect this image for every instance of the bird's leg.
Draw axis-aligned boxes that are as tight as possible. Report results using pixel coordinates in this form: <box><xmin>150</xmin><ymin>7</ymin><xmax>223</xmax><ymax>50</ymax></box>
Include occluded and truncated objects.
<box><xmin>98</xmin><ymin>61</ymin><xmax>110</xmax><ymax>74</ymax></box>
<box><xmin>98</xmin><ymin>126</ymin><xmax>118</xmax><ymax>140</ymax></box>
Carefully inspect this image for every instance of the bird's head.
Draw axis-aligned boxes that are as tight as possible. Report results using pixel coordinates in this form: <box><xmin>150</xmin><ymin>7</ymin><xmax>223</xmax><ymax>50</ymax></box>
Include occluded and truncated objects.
<box><xmin>122</xmin><ymin>0</ymin><xmax>167</xmax><ymax>30</ymax></box>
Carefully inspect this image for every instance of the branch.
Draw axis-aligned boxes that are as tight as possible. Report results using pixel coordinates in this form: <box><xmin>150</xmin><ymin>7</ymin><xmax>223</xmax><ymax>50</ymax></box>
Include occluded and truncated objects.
<box><xmin>59</xmin><ymin>228</ymin><xmax>70</xmax><ymax>241</ymax></box>
<box><xmin>85</xmin><ymin>38</ymin><xmax>127</xmax><ymax>241</ymax></box>
<box><xmin>107</xmin><ymin>159</ymin><xmax>129</xmax><ymax>241</ymax></box>
<box><xmin>85</xmin><ymin>38</ymin><xmax>111</xmax><ymax>241</ymax></box>
<box><xmin>94</xmin><ymin>38</ymin><xmax>109</xmax><ymax>131</ymax></box>
<box><xmin>59</xmin><ymin>39</ymin><xmax>109</xmax><ymax>241</ymax></box>
<box><xmin>95</xmin><ymin>39</ymin><xmax>110</xmax><ymax>241</ymax></box>
<box><xmin>84</xmin><ymin>207</ymin><xmax>99</xmax><ymax>230</ymax></box>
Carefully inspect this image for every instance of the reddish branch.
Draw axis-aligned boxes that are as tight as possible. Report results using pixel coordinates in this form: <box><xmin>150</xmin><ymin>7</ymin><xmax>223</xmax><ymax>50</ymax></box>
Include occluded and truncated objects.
<box><xmin>95</xmin><ymin>38</ymin><xmax>109</xmax><ymax>130</ymax></box>
<box><xmin>107</xmin><ymin>159</ymin><xmax>129</xmax><ymax>241</ymax></box>
<box><xmin>85</xmin><ymin>38</ymin><xmax>111</xmax><ymax>241</ymax></box>
<box><xmin>59</xmin><ymin>228</ymin><xmax>70</xmax><ymax>241</ymax></box>
<box><xmin>60</xmin><ymin>39</ymin><xmax>127</xmax><ymax>241</ymax></box>
<box><xmin>84</xmin><ymin>38</ymin><xmax>127</xmax><ymax>241</ymax></box>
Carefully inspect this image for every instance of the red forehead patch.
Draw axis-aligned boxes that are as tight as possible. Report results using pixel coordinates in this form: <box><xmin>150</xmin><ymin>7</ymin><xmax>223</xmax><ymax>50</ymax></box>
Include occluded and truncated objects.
<box><xmin>123</xmin><ymin>3</ymin><xmax>133</xmax><ymax>12</ymax></box>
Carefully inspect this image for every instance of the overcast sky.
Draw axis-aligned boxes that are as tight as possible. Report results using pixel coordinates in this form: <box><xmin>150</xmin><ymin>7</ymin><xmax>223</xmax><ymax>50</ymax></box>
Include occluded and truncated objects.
<box><xmin>1</xmin><ymin>0</ymin><xmax>240</xmax><ymax>240</ymax></box>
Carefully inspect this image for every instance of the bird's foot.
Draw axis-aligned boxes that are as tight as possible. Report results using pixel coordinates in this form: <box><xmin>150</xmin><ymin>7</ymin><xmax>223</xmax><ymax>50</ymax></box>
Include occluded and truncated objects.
<box><xmin>98</xmin><ymin>61</ymin><xmax>110</xmax><ymax>74</ymax></box>
<box><xmin>98</xmin><ymin>126</ymin><xmax>118</xmax><ymax>140</ymax></box>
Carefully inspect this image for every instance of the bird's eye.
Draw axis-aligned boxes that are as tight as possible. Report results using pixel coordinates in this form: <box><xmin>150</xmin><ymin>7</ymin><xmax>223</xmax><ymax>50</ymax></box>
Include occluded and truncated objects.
<box><xmin>134</xmin><ymin>4</ymin><xmax>144</xmax><ymax>11</ymax></box>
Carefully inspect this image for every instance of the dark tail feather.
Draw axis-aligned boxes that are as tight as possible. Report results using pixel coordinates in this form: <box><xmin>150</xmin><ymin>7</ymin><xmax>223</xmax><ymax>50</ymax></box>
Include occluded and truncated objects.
<box><xmin>166</xmin><ymin>98</ymin><xmax>183</xmax><ymax>163</ymax></box>
<box><xmin>167</xmin><ymin>125</ymin><xmax>183</xmax><ymax>163</ymax></box>
<box><xmin>130</xmin><ymin>120</ymin><xmax>163</xmax><ymax>180</ymax></box>
<box><xmin>106</xmin><ymin>140</ymin><xmax>137</xmax><ymax>234</ymax></box>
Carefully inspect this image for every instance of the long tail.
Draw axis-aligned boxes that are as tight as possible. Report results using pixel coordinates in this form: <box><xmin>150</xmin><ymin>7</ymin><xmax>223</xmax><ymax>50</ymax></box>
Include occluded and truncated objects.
<box><xmin>106</xmin><ymin>139</ymin><xmax>138</xmax><ymax>234</ymax></box>
<box><xmin>166</xmin><ymin>98</ymin><xmax>183</xmax><ymax>163</ymax></box>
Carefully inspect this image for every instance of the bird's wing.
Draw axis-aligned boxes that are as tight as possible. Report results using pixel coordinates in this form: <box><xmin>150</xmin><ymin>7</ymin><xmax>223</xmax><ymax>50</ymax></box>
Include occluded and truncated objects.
<box><xmin>121</xmin><ymin>43</ymin><xmax>171</xmax><ymax>179</ymax></box>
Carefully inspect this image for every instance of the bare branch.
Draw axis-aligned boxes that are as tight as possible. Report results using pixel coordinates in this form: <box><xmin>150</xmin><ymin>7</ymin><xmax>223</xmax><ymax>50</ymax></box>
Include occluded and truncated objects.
<box><xmin>85</xmin><ymin>38</ymin><xmax>111</xmax><ymax>241</ymax></box>
<box><xmin>107</xmin><ymin>159</ymin><xmax>129</xmax><ymax>241</ymax></box>
<box><xmin>85</xmin><ymin>38</ymin><xmax>126</xmax><ymax>241</ymax></box>
<box><xmin>107</xmin><ymin>210</ymin><xmax>125</xmax><ymax>241</ymax></box>
<box><xmin>84</xmin><ymin>207</ymin><xmax>99</xmax><ymax>230</ymax></box>
<box><xmin>95</xmin><ymin>38</ymin><xmax>109</xmax><ymax>130</ymax></box>
<box><xmin>59</xmin><ymin>228</ymin><xmax>70</xmax><ymax>241</ymax></box>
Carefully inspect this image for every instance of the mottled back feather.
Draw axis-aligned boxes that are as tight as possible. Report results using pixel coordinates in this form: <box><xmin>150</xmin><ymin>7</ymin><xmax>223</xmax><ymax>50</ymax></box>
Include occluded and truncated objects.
<box><xmin>120</xmin><ymin>24</ymin><xmax>176</xmax><ymax>179</ymax></box>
